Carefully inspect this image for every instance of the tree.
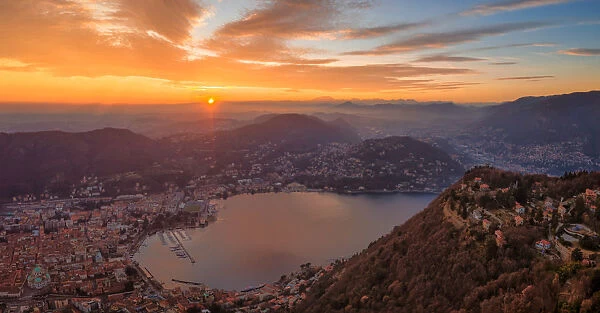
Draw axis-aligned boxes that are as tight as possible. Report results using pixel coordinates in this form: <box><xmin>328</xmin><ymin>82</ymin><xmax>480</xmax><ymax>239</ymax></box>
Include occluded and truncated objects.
<box><xmin>485</xmin><ymin>238</ymin><xmax>498</xmax><ymax>260</ymax></box>
<box><xmin>590</xmin><ymin>270</ymin><xmax>600</xmax><ymax>294</ymax></box>
<box><xmin>572</xmin><ymin>248</ymin><xmax>584</xmax><ymax>262</ymax></box>
<box><xmin>573</xmin><ymin>197</ymin><xmax>586</xmax><ymax>222</ymax></box>
<box><xmin>580</xmin><ymin>236</ymin><xmax>600</xmax><ymax>251</ymax></box>
<box><xmin>461</xmin><ymin>206</ymin><xmax>468</xmax><ymax>219</ymax></box>
<box><xmin>125</xmin><ymin>265</ymin><xmax>137</xmax><ymax>277</ymax></box>
<box><xmin>124</xmin><ymin>281</ymin><xmax>134</xmax><ymax>291</ymax></box>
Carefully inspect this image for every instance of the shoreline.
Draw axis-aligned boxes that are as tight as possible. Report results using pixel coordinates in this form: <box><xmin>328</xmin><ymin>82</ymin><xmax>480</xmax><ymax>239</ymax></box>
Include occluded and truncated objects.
<box><xmin>221</xmin><ymin>188</ymin><xmax>441</xmax><ymax>200</ymax></box>
<box><xmin>0</xmin><ymin>186</ymin><xmax>444</xmax><ymax>207</ymax></box>
<box><xmin>133</xmin><ymin>190</ymin><xmax>439</xmax><ymax>292</ymax></box>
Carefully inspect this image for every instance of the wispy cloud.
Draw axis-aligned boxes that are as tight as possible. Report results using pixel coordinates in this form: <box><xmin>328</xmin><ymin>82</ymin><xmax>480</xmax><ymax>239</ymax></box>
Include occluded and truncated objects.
<box><xmin>110</xmin><ymin>0</ymin><xmax>208</xmax><ymax>43</ymax></box>
<box><xmin>213</xmin><ymin>0</ymin><xmax>371</xmax><ymax>40</ymax></box>
<box><xmin>558</xmin><ymin>48</ymin><xmax>600</xmax><ymax>56</ymax></box>
<box><xmin>470</xmin><ymin>42</ymin><xmax>556</xmax><ymax>51</ymax></box>
<box><xmin>489</xmin><ymin>61</ymin><xmax>518</xmax><ymax>65</ymax></box>
<box><xmin>415</xmin><ymin>54</ymin><xmax>486</xmax><ymax>62</ymax></box>
<box><xmin>344</xmin><ymin>22</ymin><xmax>549</xmax><ymax>55</ymax></box>
<box><xmin>203</xmin><ymin>0</ymin><xmax>382</xmax><ymax>65</ymax></box>
<box><xmin>462</xmin><ymin>0</ymin><xmax>573</xmax><ymax>16</ymax></box>
<box><xmin>497</xmin><ymin>75</ymin><xmax>554</xmax><ymax>80</ymax></box>
<box><xmin>341</xmin><ymin>22</ymin><xmax>428</xmax><ymax>39</ymax></box>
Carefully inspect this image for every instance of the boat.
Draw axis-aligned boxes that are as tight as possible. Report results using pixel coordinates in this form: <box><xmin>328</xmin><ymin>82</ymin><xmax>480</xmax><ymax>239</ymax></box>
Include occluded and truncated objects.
<box><xmin>166</xmin><ymin>231</ymin><xmax>177</xmax><ymax>245</ymax></box>
<box><xmin>158</xmin><ymin>232</ymin><xmax>167</xmax><ymax>246</ymax></box>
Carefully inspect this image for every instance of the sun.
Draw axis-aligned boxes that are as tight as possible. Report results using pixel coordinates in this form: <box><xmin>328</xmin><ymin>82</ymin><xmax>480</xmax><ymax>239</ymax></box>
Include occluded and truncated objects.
<box><xmin>208</xmin><ymin>97</ymin><xmax>215</xmax><ymax>105</ymax></box>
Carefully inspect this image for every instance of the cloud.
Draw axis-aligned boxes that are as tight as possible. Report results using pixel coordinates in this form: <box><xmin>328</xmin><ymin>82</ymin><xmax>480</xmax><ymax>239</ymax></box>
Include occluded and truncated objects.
<box><xmin>343</xmin><ymin>22</ymin><xmax>549</xmax><ymax>55</ymax></box>
<box><xmin>110</xmin><ymin>0</ymin><xmax>209</xmax><ymax>44</ymax></box>
<box><xmin>0</xmin><ymin>0</ymin><xmax>210</xmax><ymax>77</ymax></box>
<box><xmin>341</xmin><ymin>22</ymin><xmax>428</xmax><ymax>39</ymax></box>
<box><xmin>558</xmin><ymin>48</ymin><xmax>600</xmax><ymax>56</ymax></box>
<box><xmin>213</xmin><ymin>0</ymin><xmax>371</xmax><ymax>40</ymax></box>
<box><xmin>414</xmin><ymin>54</ymin><xmax>486</xmax><ymax>62</ymax></box>
<box><xmin>203</xmin><ymin>0</ymin><xmax>417</xmax><ymax>65</ymax></box>
<box><xmin>202</xmin><ymin>35</ymin><xmax>339</xmax><ymax>66</ymax></box>
<box><xmin>0</xmin><ymin>0</ymin><xmax>481</xmax><ymax>97</ymax></box>
<box><xmin>497</xmin><ymin>75</ymin><xmax>554</xmax><ymax>80</ymax></box>
<box><xmin>203</xmin><ymin>0</ymin><xmax>374</xmax><ymax>65</ymax></box>
<box><xmin>462</xmin><ymin>0</ymin><xmax>573</xmax><ymax>16</ymax></box>
<box><xmin>470</xmin><ymin>42</ymin><xmax>556</xmax><ymax>51</ymax></box>
<box><xmin>489</xmin><ymin>61</ymin><xmax>518</xmax><ymax>65</ymax></box>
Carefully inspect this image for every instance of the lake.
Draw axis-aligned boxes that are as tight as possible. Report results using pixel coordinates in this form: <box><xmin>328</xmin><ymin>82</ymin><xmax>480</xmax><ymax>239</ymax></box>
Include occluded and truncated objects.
<box><xmin>134</xmin><ymin>192</ymin><xmax>436</xmax><ymax>290</ymax></box>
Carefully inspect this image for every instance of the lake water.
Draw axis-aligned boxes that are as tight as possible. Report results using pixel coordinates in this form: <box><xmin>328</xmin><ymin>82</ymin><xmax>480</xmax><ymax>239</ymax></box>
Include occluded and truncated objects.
<box><xmin>134</xmin><ymin>192</ymin><xmax>436</xmax><ymax>290</ymax></box>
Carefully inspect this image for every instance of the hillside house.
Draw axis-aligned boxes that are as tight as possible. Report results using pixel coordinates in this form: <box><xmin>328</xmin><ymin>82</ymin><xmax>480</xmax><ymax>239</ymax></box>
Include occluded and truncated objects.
<box><xmin>515</xmin><ymin>202</ymin><xmax>526</xmax><ymax>214</ymax></box>
<box><xmin>514</xmin><ymin>215</ymin><xmax>524</xmax><ymax>226</ymax></box>
<box><xmin>535</xmin><ymin>239</ymin><xmax>552</xmax><ymax>251</ymax></box>
<box><xmin>482</xmin><ymin>219</ymin><xmax>491</xmax><ymax>231</ymax></box>
<box><xmin>558</xmin><ymin>205</ymin><xmax>567</xmax><ymax>216</ymax></box>
<box><xmin>495</xmin><ymin>230</ymin><xmax>506</xmax><ymax>247</ymax></box>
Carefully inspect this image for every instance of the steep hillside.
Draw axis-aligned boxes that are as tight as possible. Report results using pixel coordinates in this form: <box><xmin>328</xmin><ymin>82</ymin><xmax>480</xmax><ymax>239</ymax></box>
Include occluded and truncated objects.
<box><xmin>298</xmin><ymin>168</ymin><xmax>600</xmax><ymax>313</ymax></box>
<box><xmin>214</xmin><ymin>114</ymin><xmax>361</xmax><ymax>152</ymax></box>
<box><xmin>346</xmin><ymin>136</ymin><xmax>463</xmax><ymax>189</ymax></box>
<box><xmin>284</xmin><ymin>136</ymin><xmax>463</xmax><ymax>192</ymax></box>
<box><xmin>0</xmin><ymin>128</ymin><xmax>165</xmax><ymax>198</ymax></box>
<box><xmin>478</xmin><ymin>91</ymin><xmax>600</xmax><ymax>158</ymax></box>
<box><xmin>353</xmin><ymin>136</ymin><xmax>459</xmax><ymax>168</ymax></box>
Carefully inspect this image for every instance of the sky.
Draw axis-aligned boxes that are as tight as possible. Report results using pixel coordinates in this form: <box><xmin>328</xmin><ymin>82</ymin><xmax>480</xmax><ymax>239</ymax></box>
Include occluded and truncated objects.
<box><xmin>0</xmin><ymin>0</ymin><xmax>599</xmax><ymax>105</ymax></box>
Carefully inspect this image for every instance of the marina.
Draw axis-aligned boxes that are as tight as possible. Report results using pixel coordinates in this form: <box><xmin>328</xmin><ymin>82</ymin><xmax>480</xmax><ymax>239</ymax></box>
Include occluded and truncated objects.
<box><xmin>159</xmin><ymin>229</ymin><xmax>196</xmax><ymax>263</ymax></box>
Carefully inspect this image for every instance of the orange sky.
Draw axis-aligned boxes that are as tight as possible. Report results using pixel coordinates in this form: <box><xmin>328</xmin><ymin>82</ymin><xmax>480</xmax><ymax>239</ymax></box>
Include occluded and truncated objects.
<box><xmin>0</xmin><ymin>0</ymin><xmax>598</xmax><ymax>105</ymax></box>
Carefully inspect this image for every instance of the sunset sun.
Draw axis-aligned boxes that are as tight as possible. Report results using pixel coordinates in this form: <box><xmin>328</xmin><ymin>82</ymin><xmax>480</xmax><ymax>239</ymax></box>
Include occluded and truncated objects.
<box><xmin>208</xmin><ymin>97</ymin><xmax>215</xmax><ymax>105</ymax></box>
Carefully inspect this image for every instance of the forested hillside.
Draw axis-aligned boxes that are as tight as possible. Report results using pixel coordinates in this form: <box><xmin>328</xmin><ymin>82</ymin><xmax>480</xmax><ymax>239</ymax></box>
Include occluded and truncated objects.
<box><xmin>298</xmin><ymin>167</ymin><xmax>600</xmax><ymax>313</ymax></box>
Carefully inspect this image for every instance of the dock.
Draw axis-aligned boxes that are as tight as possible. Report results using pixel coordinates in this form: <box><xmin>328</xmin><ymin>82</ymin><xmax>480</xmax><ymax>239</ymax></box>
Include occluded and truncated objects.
<box><xmin>172</xmin><ymin>279</ymin><xmax>205</xmax><ymax>287</ymax></box>
<box><xmin>172</xmin><ymin>230</ymin><xmax>196</xmax><ymax>263</ymax></box>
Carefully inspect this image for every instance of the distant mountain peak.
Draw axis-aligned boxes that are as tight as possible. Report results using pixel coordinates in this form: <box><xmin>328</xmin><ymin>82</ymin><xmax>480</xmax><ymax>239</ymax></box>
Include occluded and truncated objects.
<box><xmin>215</xmin><ymin>114</ymin><xmax>361</xmax><ymax>152</ymax></box>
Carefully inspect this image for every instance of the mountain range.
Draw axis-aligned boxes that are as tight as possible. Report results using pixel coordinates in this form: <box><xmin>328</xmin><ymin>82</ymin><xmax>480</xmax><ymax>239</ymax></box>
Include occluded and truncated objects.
<box><xmin>475</xmin><ymin>91</ymin><xmax>600</xmax><ymax>158</ymax></box>
<box><xmin>0</xmin><ymin>114</ymin><xmax>458</xmax><ymax>200</ymax></box>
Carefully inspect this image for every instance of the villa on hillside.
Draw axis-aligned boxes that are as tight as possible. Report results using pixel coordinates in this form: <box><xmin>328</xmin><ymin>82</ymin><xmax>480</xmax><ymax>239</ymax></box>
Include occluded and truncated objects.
<box><xmin>514</xmin><ymin>216</ymin><xmax>524</xmax><ymax>226</ymax></box>
<box><xmin>536</xmin><ymin>240</ymin><xmax>552</xmax><ymax>252</ymax></box>
<box><xmin>495</xmin><ymin>230</ymin><xmax>506</xmax><ymax>247</ymax></box>
<box><xmin>483</xmin><ymin>219</ymin><xmax>491</xmax><ymax>231</ymax></box>
<box><xmin>515</xmin><ymin>202</ymin><xmax>526</xmax><ymax>214</ymax></box>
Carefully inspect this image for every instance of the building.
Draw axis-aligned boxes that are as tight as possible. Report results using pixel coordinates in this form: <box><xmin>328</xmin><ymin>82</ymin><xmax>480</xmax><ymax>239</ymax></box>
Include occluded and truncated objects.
<box><xmin>27</xmin><ymin>265</ymin><xmax>51</xmax><ymax>290</ymax></box>
<box><xmin>286</xmin><ymin>183</ymin><xmax>307</xmax><ymax>192</ymax></box>
<box><xmin>495</xmin><ymin>230</ymin><xmax>506</xmax><ymax>247</ymax></box>
<box><xmin>515</xmin><ymin>202</ymin><xmax>526</xmax><ymax>214</ymax></box>
<box><xmin>535</xmin><ymin>240</ymin><xmax>552</xmax><ymax>252</ymax></box>
<box><xmin>558</xmin><ymin>205</ymin><xmax>567</xmax><ymax>216</ymax></box>
<box><xmin>482</xmin><ymin>219</ymin><xmax>491</xmax><ymax>231</ymax></box>
<box><xmin>514</xmin><ymin>215</ymin><xmax>524</xmax><ymax>226</ymax></box>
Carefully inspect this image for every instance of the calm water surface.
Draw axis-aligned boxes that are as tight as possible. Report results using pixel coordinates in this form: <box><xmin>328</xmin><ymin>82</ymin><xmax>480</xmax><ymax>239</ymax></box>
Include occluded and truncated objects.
<box><xmin>134</xmin><ymin>192</ymin><xmax>436</xmax><ymax>290</ymax></box>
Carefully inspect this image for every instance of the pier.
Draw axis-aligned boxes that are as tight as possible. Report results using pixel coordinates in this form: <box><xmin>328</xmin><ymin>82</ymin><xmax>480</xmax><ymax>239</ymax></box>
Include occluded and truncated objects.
<box><xmin>172</xmin><ymin>230</ymin><xmax>196</xmax><ymax>263</ymax></box>
<box><xmin>172</xmin><ymin>279</ymin><xmax>205</xmax><ymax>287</ymax></box>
